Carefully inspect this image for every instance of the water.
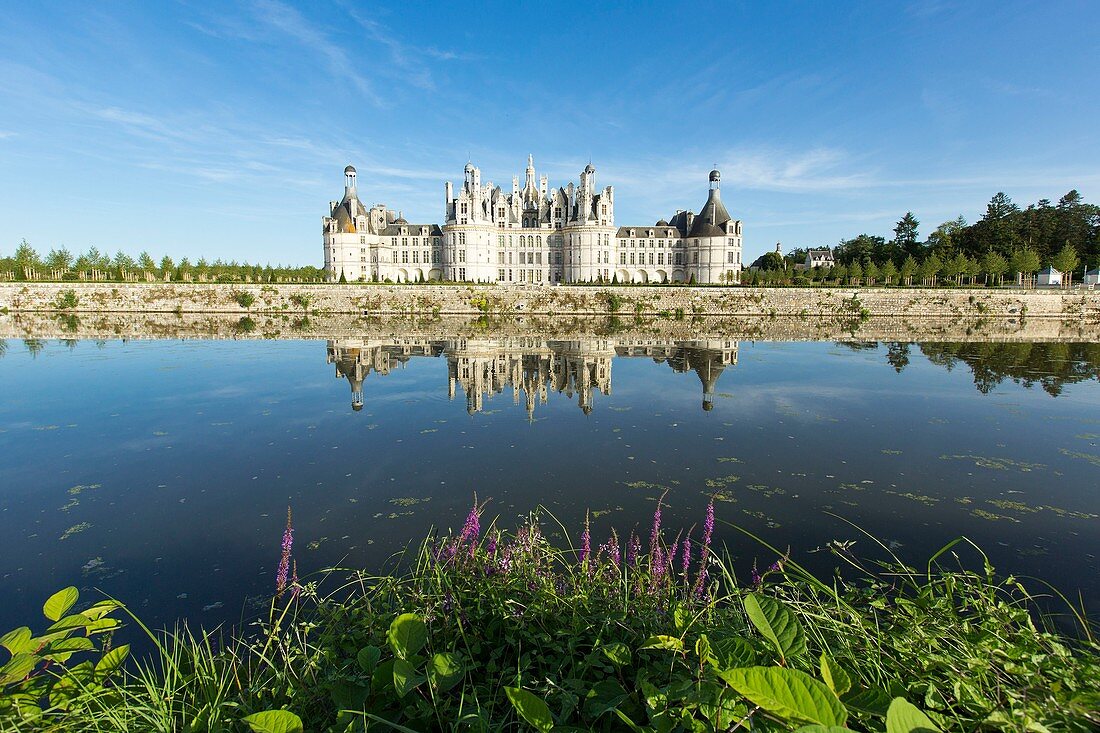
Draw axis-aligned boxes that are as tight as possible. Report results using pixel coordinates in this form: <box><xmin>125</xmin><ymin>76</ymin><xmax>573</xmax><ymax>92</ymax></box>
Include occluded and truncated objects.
<box><xmin>1</xmin><ymin>333</ymin><xmax>1098</xmax><ymax>634</ymax></box>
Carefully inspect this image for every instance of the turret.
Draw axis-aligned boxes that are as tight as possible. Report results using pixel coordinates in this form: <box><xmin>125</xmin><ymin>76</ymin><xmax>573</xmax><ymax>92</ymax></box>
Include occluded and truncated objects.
<box><xmin>344</xmin><ymin>165</ymin><xmax>357</xmax><ymax>197</ymax></box>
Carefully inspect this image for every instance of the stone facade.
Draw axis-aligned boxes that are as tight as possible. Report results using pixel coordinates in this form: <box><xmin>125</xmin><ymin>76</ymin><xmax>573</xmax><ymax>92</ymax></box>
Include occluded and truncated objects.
<box><xmin>325</xmin><ymin>157</ymin><xmax>743</xmax><ymax>285</ymax></box>
<box><xmin>3</xmin><ymin>282</ymin><xmax>1098</xmax><ymax>320</ymax></box>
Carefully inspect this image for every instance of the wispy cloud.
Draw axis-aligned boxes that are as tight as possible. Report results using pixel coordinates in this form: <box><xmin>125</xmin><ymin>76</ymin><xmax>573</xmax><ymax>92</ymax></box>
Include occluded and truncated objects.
<box><xmin>0</xmin><ymin>131</ymin><xmax>15</xmax><ymax>140</ymax></box>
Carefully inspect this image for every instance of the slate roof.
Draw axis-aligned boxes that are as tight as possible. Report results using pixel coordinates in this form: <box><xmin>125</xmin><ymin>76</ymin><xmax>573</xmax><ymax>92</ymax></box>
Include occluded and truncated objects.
<box><xmin>688</xmin><ymin>189</ymin><xmax>732</xmax><ymax>238</ymax></box>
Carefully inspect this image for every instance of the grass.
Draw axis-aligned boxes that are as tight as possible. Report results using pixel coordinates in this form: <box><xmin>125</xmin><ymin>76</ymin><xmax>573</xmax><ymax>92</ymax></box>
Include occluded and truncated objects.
<box><xmin>1</xmin><ymin>500</ymin><xmax>1097</xmax><ymax>732</ymax></box>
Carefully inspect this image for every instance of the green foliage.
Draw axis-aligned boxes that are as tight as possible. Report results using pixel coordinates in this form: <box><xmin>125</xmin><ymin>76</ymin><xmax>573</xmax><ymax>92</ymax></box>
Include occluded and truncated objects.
<box><xmin>52</xmin><ymin>290</ymin><xmax>79</xmax><ymax>310</ymax></box>
<box><xmin>288</xmin><ymin>293</ymin><xmax>312</xmax><ymax>311</ymax></box>
<box><xmin>1</xmin><ymin>513</ymin><xmax>1097</xmax><ymax>731</ymax></box>
<box><xmin>234</xmin><ymin>291</ymin><xmax>256</xmax><ymax>309</ymax></box>
<box><xmin>606</xmin><ymin>292</ymin><xmax>624</xmax><ymax>312</ymax></box>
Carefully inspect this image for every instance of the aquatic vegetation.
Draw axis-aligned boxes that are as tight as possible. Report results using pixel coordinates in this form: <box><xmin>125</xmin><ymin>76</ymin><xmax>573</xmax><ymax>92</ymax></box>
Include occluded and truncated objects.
<box><xmin>880</xmin><ymin>449</ymin><xmax>903</xmax><ymax>455</ymax></box>
<box><xmin>971</xmin><ymin>509</ymin><xmax>1019</xmax><ymax>523</ymax></box>
<box><xmin>1058</xmin><ymin>448</ymin><xmax>1100</xmax><ymax>467</ymax></box>
<box><xmin>389</xmin><ymin>497</ymin><xmax>430</xmax><ymax>507</ymax></box>
<box><xmin>704</xmin><ymin>474</ymin><xmax>740</xmax><ymax>488</ymax></box>
<box><xmin>623</xmin><ymin>480</ymin><xmax>667</xmax><ymax>491</ymax></box>
<box><xmin>59</xmin><ymin>522</ymin><xmax>91</xmax><ymax>540</ymax></box>
<box><xmin>1</xmin><ymin>502</ymin><xmax>1097</xmax><ymax>731</ymax></box>
<box><xmin>716</xmin><ymin>456</ymin><xmax>742</xmax><ymax>463</ymax></box>
<box><xmin>988</xmin><ymin>499</ymin><xmax>1041</xmax><ymax>514</ymax></box>
<box><xmin>940</xmin><ymin>454</ymin><xmax>1045</xmax><ymax>472</ymax></box>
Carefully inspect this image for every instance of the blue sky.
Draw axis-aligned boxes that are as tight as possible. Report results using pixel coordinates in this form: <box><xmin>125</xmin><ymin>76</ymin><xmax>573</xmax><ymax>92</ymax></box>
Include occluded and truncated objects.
<box><xmin>1</xmin><ymin>1</ymin><xmax>1097</xmax><ymax>266</ymax></box>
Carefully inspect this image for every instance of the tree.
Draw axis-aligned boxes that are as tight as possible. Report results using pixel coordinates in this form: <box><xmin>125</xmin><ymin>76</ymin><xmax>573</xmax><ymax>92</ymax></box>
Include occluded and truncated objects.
<box><xmin>14</xmin><ymin>239</ymin><xmax>40</xmax><ymax>268</ymax></box>
<box><xmin>899</xmin><ymin>255</ymin><xmax>917</xmax><ymax>285</ymax></box>
<box><xmin>946</xmin><ymin>252</ymin><xmax>969</xmax><ymax>285</ymax></box>
<box><xmin>848</xmin><ymin>260</ymin><xmax>863</xmax><ymax>284</ymax></box>
<box><xmin>892</xmin><ymin>212</ymin><xmax>921</xmax><ymax>259</ymax></box>
<box><xmin>980</xmin><ymin>250</ymin><xmax>1008</xmax><ymax>286</ymax></box>
<box><xmin>46</xmin><ymin>247</ymin><xmax>73</xmax><ymax>271</ymax></box>
<box><xmin>832</xmin><ymin>264</ymin><xmax>847</xmax><ymax>284</ymax></box>
<box><xmin>863</xmin><ymin>259</ymin><xmax>880</xmax><ymax>285</ymax></box>
<box><xmin>759</xmin><ymin>251</ymin><xmax>784</xmax><ymax>270</ymax></box>
<box><xmin>1010</xmin><ymin>247</ymin><xmax>1041</xmax><ymax>286</ymax></box>
<box><xmin>138</xmin><ymin>251</ymin><xmax>156</xmax><ymax>271</ymax></box>
<box><xmin>919</xmin><ymin>254</ymin><xmax>943</xmax><ymax>286</ymax></box>
<box><xmin>159</xmin><ymin>255</ymin><xmax>174</xmax><ymax>274</ymax></box>
<box><xmin>1051</xmin><ymin>244</ymin><xmax>1080</xmax><ymax>287</ymax></box>
<box><xmin>881</xmin><ymin>259</ymin><xmax>898</xmax><ymax>285</ymax></box>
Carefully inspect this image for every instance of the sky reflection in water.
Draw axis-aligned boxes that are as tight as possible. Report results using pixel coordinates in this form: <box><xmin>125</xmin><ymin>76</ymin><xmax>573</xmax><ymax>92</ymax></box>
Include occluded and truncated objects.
<box><xmin>1</xmin><ymin>336</ymin><xmax>1098</xmax><ymax>633</ymax></box>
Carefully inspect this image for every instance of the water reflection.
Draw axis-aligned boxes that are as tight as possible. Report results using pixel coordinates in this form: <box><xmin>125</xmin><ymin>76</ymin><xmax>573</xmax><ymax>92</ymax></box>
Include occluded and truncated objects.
<box><xmin>328</xmin><ymin>338</ymin><xmax>738</xmax><ymax>415</ymax></box>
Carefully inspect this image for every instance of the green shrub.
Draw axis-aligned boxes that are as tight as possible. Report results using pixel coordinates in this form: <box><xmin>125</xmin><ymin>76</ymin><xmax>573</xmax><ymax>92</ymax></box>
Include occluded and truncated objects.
<box><xmin>53</xmin><ymin>289</ymin><xmax>79</xmax><ymax>310</ymax></box>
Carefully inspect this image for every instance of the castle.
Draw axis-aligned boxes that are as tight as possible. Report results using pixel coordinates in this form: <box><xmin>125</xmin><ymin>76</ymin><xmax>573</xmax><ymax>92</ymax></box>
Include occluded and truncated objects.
<box><xmin>323</xmin><ymin>157</ymin><xmax>743</xmax><ymax>285</ymax></box>
<box><xmin>326</xmin><ymin>337</ymin><xmax>738</xmax><ymax>415</ymax></box>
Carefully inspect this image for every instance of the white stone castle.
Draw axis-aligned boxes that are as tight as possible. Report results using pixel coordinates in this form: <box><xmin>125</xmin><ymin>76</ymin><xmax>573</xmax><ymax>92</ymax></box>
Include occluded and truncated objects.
<box><xmin>323</xmin><ymin>156</ymin><xmax>743</xmax><ymax>285</ymax></box>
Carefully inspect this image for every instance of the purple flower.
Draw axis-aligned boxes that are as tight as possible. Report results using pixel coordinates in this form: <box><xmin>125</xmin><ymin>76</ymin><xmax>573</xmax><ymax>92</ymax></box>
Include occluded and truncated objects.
<box><xmin>486</xmin><ymin>532</ymin><xmax>498</xmax><ymax>557</ymax></box>
<box><xmin>649</xmin><ymin>493</ymin><xmax>667</xmax><ymax>554</ymax></box>
<box><xmin>460</xmin><ymin>498</ymin><xmax>481</xmax><ymax>546</ymax></box>
<box><xmin>702</xmin><ymin>499</ymin><xmax>715</xmax><ymax>551</ymax></box>
<box><xmin>768</xmin><ymin>559</ymin><xmax>783</xmax><ymax>574</ymax></box>
<box><xmin>579</xmin><ymin>511</ymin><xmax>591</xmax><ymax>565</ymax></box>
<box><xmin>680</xmin><ymin>535</ymin><xmax>692</xmax><ymax>579</ymax></box>
<box><xmin>751</xmin><ymin>560</ymin><xmax>762</xmax><ymax>588</ymax></box>
<box><xmin>276</xmin><ymin>507</ymin><xmax>293</xmax><ymax>595</ymax></box>
<box><xmin>627</xmin><ymin>531</ymin><xmax>641</xmax><ymax>567</ymax></box>
<box><xmin>290</xmin><ymin>560</ymin><xmax>300</xmax><ymax>600</ymax></box>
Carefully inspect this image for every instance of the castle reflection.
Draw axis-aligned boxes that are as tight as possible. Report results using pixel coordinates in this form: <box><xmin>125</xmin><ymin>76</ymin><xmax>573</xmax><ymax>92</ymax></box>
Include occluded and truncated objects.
<box><xmin>326</xmin><ymin>337</ymin><xmax>738</xmax><ymax>415</ymax></box>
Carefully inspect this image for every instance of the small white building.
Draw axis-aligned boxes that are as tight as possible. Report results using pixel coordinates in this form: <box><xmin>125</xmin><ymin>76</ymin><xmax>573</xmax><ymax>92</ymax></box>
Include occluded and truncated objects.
<box><xmin>1084</xmin><ymin>268</ymin><xmax>1099</xmax><ymax>286</ymax></box>
<box><xmin>1037</xmin><ymin>266</ymin><xmax>1062</xmax><ymax>287</ymax></box>
<box><xmin>805</xmin><ymin>249</ymin><xmax>835</xmax><ymax>268</ymax></box>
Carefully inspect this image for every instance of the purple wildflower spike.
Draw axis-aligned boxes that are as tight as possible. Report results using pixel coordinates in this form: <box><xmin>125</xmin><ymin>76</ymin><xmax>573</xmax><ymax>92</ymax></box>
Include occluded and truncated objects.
<box><xmin>627</xmin><ymin>531</ymin><xmax>641</xmax><ymax>566</ymax></box>
<box><xmin>276</xmin><ymin>507</ymin><xmax>293</xmax><ymax>595</ymax></box>
<box><xmin>702</xmin><ymin>499</ymin><xmax>715</xmax><ymax>551</ymax></box>
<box><xmin>580</xmin><ymin>510</ymin><xmax>591</xmax><ymax>565</ymax></box>
<box><xmin>681</xmin><ymin>535</ymin><xmax>692</xmax><ymax>579</ymax></box>
<box><xmin>460</xmin><ymin>496</ymin><xmax>481</xmax><ymax>546</ymax></box>
<box><xmin>486</xmin><ymin>531</ymin><xmax>498</xmax><ymax>557</ymax></box>
<box><xmin>290</xmin><ymin>560</ymin><xmax>300</xmax><ymax>600</ymax></box>
<box><xmin>650</xmin><ymin>492</ymin><xmax>667</xmax><ymax>554</ymax></box>
<box><xmin>751</xmin><ymin>560</ymin><xmax>762</xmax><ymax>588</ymax></box>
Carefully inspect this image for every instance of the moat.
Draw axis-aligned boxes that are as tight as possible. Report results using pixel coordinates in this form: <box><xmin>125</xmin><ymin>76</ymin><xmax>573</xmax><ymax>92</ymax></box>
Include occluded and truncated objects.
<box><xmin>1</xmin><ymin>327</ymin><xmax>1098</xmax><ymax>633</ymax></box>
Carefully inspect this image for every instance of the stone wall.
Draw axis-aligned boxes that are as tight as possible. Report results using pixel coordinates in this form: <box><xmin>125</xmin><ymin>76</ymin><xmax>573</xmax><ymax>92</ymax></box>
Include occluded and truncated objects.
<box><xmin>3</xmin><ymin>311</ymin><xmax>1099</xmax><ymax>344</ymax></box>
<box><xmin>1</xmin><ymin>282</ymin><xmax>1097</xmax><ymax>320</ymax></box>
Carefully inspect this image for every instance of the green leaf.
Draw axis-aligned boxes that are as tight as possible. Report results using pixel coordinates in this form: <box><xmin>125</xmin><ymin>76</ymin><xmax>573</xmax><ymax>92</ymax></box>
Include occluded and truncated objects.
<box><xmin>842</xmin><ymin>686</ymin><xmax>892</xmax><ymax>717</ymax></box>
<box><xmin>241</xmin><ymin>709</ymin><xmax>304</xmax><ymax>733</ymax></box>
<box><xmin>96</xmin><ymin>644</ymin><xmax>129</xmax><ymax>680</ymax></box>
<box><xmin>695</xmin><ymin>634</ymin><xmax>714</xmax><ymax>664</ymax></box>
<box><xmin>886</xmin><ymin>697</ymin><xmax>941</xmax><ymax>733</ymax></box>
<box><xmin>0</xmin><ymin>653</ymin><xmax>37</xmax><ymax>685</ymax></box>
<box><xmin>710</xmin><ymin>634</ymin><xmax>757</xmax><ymax>667</ymax></box>
<box><xmin>600</xmin><ymin>641</ymin><xmax>632</xmax><ymax>666</ymax></box>
<box><xmin>584</xmin><ymin>678</ymin><xmax>630</xmax><ymax>718</ymax></box>
<box><xmin>43</xmin><ymin>587</ymin><xmax>79</xmax><ymax>623</ymax></box>
<box><xmin>505</xmin><ymin>686</ymin><xmax>555</xmax><ymax>732</ymax></box>
<box><xmin>0</xmin><ymin>627</ymin><xmax>34</xmax><ymax>655</ymax></box>
<box><xmin>743</xmin><ymin>594</ymin><xmax>807</xmax><ymax>662</ymax></box>
<box><xmin>795</xmin><ymin>727</ymin><xmax>858</xmax><ymax>733</ymax></box>
<box><xmin>638</xmin><ymin>635</ymin><xmax>684</xmax><ymax>652</ymax></box>
<box><xmin>392</xmin><ymin>658</ymin><xmax>423</xmax><ymax>698</ymax></box>
<box><xmin>44</xmin><ymin>637</ymin><xmax>95</xmax><ymax>655</ymax></box>
<box><xmin>80</xmin><ymin>600</ymin><xmax>122</xmax><ymax>621</ymax></box>
<box><xmin>717</xmin><ymin>666</ymin><xmax>847</xmax><ymax>727</ymax></box>
<box><xmin>356</xmin><ymin>645</ymin><xmax>381</xmax><ymax>674</ymax></box>
<box><xmin>428</xmin><ymin>652</ymin><xmax>464</xmax><ymax>692</ymax></box>
<box><xmin>387</xmin><ymin>613</ymin><xmax>427</xmax><ymax>660</ymax></box>
<box><xmin>48</xmin><ymin>614</ymin><xmax>93</xmax><ymax>633</ymax></box>
<box><xmin>819</xmin><ymin>654</ymin><xmax>852</xmax><ymax>696</ymax></box>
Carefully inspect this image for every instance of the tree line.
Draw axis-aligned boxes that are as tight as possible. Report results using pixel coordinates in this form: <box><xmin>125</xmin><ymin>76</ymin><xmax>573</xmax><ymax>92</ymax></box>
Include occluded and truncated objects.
<box><xmin>760</xmin><ymin>189</ymin><xmax>1099</xmax><ymax>286</ymax></box>
<box><xmin>0</xmin><ymin>241</ymin><xmax>326</xmax><ymax>283</ymax></box>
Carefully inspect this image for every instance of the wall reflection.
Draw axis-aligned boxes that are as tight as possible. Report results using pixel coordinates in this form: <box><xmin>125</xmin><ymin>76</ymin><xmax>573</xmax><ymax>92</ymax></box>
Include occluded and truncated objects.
<box><xmin>326</xmin><ymin>338</ymin><xmax>738</xmax><ymax>415</ymax></box>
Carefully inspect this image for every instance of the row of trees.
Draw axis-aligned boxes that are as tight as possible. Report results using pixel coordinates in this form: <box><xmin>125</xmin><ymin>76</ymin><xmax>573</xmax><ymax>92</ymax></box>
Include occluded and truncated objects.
<box><xmin>755</xmin><ymin>245</ymin><xmax>1078</xmax><ymax>287</ymax></box>
<box><xmin>773</xmin><ymin>189</ymin><xmax>1098</xmax><ymax>285</ymax></box>
<box><xmin>0</xmin><ymin>241</ymin><xmax>326</xmax><ymax>282</ymax></box>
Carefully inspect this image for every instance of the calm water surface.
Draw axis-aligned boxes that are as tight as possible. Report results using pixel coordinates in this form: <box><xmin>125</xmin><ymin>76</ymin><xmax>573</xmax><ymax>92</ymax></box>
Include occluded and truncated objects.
<box><xmin>1</xmin><ymin>335</ymin><xmax>1098</xmax><ymax>633</ymax></box>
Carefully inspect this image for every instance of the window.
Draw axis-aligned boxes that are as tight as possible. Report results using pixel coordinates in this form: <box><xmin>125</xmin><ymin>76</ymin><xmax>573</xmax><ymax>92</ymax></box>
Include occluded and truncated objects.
<box><xmin>498</xmin><ymin>269</ymin><xmax>505</xmax><ymax>281</ymax></box>
<box><xmin>693</xmin><ymin>252</ymin><xmax>699</xmax><ymax>263</ymax></box>
<box><xmin>536</xmin><ymin>252</ymin><xmax>542</xmax><ymax>264</ymax></box>
<box><xmin>391</xmin><ymin>237</ymin><xmax>397</xmax><ymax>247</ymax></box>
<box><xmin>554</xmin><ymin>206</ymin><xmax>561</xmax><ymax>219</ymax></box>
<box><xmin>630</xmin><ymin>253</ymin><xmax>635</xmax><ymax>265</ymax></box>
<box><xmin>461</xmin><ymin>203</ymin><xmax>468</xmax><ymax>214</ymax></box>
<box><xmin>675</xmin><ymin>253</ymin><xmax>683</xmax><ymax>265</ymax></box>
<box><xmin>412</xmin><ymin>237</ymin><xmax>419</xmax><ymax>247</ymax></box>
<box><xmin>498</xmin><ymin>252</ymin><xmax>505</xmax><ymax>264</ymax></box>
<box><xmin>402</xmin><ymin>251</ymin><xmax>409</xmax><ymax>264</ymax></box>
<box><xmin>727</xmin><ymin>251</ymin><xmax>736</xmax><ymax>263</ymax></box>
<box><xmin>412</xmin><ymin>251</ymin><xmax>419</xmax><ymax>264</ymax></box>
<box><xmin>423</xmin><ymin>250</ymin><xmax>429</xmax><ymax>262</ymax></box>
<box><xmin>508</xmin><ymin>252</ymin><xmax>513</xmax><ymax>264</ymax></box>
<box><xmin>402</xmin><ymin>238</ymin><xmax>408</xmax><ymax>248</ymax></box>
<box><xmin>459</xmin><ymin>268</ymin><xmax>466</xmax><ymax>280</ymax></box>
<box><xmin>458</xmin><ymin>250</ymin><xmax>466</xmax><ymax>263</ymax></box>
<box><xmin>658</xmin><ymin>253</ymin><xmax>664</xmax><ymax>265</ymax></box>
<box><xmin>649</xmin><ymin>253</ymin><xmax>654</xmax><ymax>265</ymax></box>
<box><xmin>620</xmin><ymin>252</ymin><xmax>627</xmax><ymax>264</ymax></box>
<box><xmin>360</xmin><ymin>236</ymin><xmax>365</xmax><ymax>244</ymax></box>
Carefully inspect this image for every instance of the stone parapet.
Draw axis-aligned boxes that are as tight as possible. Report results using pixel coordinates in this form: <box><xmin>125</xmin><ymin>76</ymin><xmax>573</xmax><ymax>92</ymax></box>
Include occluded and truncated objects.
<box><xmin>1</xmin><ymin>282</ymin><xmax>1097</xmax><ymax>320</ymax></box>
